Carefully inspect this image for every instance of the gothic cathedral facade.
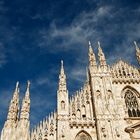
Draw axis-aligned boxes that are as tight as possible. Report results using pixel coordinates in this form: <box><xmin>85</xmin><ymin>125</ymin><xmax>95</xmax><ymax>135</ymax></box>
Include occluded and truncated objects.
<box><xmin>1</xmin><ymin>41</ymin><xmax>140</xmax><ymax>140</ymax></box>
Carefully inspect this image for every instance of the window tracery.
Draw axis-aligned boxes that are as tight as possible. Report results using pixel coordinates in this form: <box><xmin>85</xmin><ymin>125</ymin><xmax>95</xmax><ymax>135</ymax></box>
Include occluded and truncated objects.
<box><xmin>124</xmin><ymin>90</ymin><xmax>140</xmax><ymax>117</ymax></box>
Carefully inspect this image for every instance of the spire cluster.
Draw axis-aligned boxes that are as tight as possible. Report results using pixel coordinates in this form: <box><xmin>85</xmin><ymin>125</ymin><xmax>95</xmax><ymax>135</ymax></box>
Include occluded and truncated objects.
<box><xmin>4</xmin><ymin>81</ymin><xmax>31</xmax><ymax>127</ymax></box>
<box><xmin>7</xmin><ymin>81</ymin><xmax>31</xmax><ymax>121</ymax></box>
<box><xmin>88</xmin><ymin>41</ymin><xmax>107</xmax><ymax>74</ymax></box>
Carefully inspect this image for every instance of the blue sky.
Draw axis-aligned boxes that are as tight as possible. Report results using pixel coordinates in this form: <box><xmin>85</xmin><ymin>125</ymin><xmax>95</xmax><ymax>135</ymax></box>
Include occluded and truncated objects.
<box><xmin>0</xmin><ymin>0</ymin><xmax>140</xmax><ymax>130</ymax></box>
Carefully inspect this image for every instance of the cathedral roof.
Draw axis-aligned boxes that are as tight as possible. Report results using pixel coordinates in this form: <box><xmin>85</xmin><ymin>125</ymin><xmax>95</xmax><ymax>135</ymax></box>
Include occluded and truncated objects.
<box><xmin>111</xmin><ymin>59</ymin><xmax>140</xmax><ymax>83</ymax></box>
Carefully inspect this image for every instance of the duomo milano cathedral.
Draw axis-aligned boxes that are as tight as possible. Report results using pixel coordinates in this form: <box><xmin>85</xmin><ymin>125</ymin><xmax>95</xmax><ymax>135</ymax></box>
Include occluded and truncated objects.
<box><xmin>1</xmin><ymin>41</ymin><xmax>140</xmax><ymax>140</ymax></box>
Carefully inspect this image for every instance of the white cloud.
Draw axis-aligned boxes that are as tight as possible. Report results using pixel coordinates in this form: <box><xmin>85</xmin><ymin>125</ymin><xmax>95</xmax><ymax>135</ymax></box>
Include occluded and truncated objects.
<box><xmin>38</xmin><ymin>5</ymin><xmax>113</xmax><ymax>50</ymax></box>
<box><xmin>38</xmin><ymin>4</ymin><xmax>140</xmax><ymax>66</ymax></box>
<box><xmin>69</xmin><ymin>66</ymin><xmax>86</xmax><ymax>82</ymax></box>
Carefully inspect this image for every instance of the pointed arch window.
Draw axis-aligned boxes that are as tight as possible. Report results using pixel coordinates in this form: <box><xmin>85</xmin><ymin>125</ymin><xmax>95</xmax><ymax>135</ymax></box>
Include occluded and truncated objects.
<box><xmin>124</xmin><ymin>90</ymin><xmax>140</xmax><ymax>117</ymax></box>
<box><xmin>75</xmin><ymin>131</ymin><xmax>92</xmax><ymax>140</ymax></box>
<box><xmin>61</xmin><ymin>101</ymin><xmax>65</xmax><ymax>110</ymax></box>
<box><xmin>81</xmin><ymin>105</ymin><xmax>86</xmax><ymax>119</ymax></box>
<box><xmin>77</xmin><ymin>109</ymin><xmax>81</xmax><ymax>119</ymax></box>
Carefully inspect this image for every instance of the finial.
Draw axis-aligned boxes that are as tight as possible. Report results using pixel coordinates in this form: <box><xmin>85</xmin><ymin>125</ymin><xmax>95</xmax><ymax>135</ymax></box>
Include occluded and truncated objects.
<box><xmin>61</xmin><ymin>60</ymin><xmax>65</xmax><ymax>71</ymax></box>
<box><xmin>98</xmin><ymin>41</ymin><xmax>101</xmax><ymax>48</ymax></box>
<box><xmin>16</xmin><ymin>81</ymin><xmax>19</xmax><ymax>88</ymax></box>
<box><xmin>58</xmin><ymin>59</ymin><xmax>67</xmax><ymax>93</ymax></box>
<box><xmin>27</xmin><ymin>80</ymin><xmax>30</xmax><ymax>89</ymax></box>
<box><xmin>61</xmin><ymin>60</ymin><xmax>63</xmax><ymax>67</ymax></box>
<box><xmin>134</xmin><ymin>41</ymin><xmax>140</xmax><ymax>51</ymax></box>
<box><xmin>134</xmin><ymin>41</ymin><xmax>137</xmax><ymax>47</ymax></box>
<box><xmin>88</xmin><ymin>41</ymin><xmax>93</xmax><ymax>53</ymax></box>
<box><xmin>16</xmin><ymin>81</ymin><xmax>19</xmax><ymax>90</ymax></box>
<box><xmin>97</xmin><ymin>41</ymin><xmax>107</xmax><ymax>66</ymax></box>
<box><xmin>89</xmin><ymin>41</ymin><xmax>91</xmax><ymax>47</ymax></box>
<box><xmin>25</xmin><ymin>80</ymin><xmax>30</xmax><ymax>98</ymax></box>
<box><xmin>88</xmin><ymin>41</ymin><xmax>97</xmax><ymax>67</ymax></box>
<box><xmin>60</xmin><ymin>60</ymin><xmax>65</xmax><ymax>75</ymax></box>
<box><xmin>14</xmin><ymin>81</ymin><xmax>19</xmax><ymax>93</ymax></box>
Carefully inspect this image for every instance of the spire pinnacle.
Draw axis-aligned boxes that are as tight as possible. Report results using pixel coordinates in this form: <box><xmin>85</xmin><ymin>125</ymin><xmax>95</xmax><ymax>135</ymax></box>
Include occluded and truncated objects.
<box><xmin>134</xmin><ymin>41</ymin><xmax>140</xmax><ymax>64</ymax></box>
<box><xmin>7</xmin><ymin>82</ymin><xmax>19</xmax><ymax>122</ymax></box>
<box><xmin>60</xmin><ymin>60</ymin><xmax>65</xmax><ymax>76</ymax></box>
<box><xmin>98</xmin><ymin>41</ymin><xmax>107</xmax><ymax>66</ymax></box>
<box><xmin>57</xmin><ymin>61</ymin><xmax>68</xmax><ymax>115</ymax></box>
<box><xmin>98</xmin><ymin>41</ymin><xmax>101</xmax><ymax>48</ymax></box>
<box><xmin>61</xmin><ymin>60</ymin><xmax>63</xmax><ymax>66</ymax></box>
<box><xmin>16</xmin><ymin>81</ymin><xmax>19</xmax><ymax>91</ymax></box>
<box><xmin>12</xmin><ymin>81</ymin><xmax>19</xmax><ymax>101</ymax></box>
<box><xmin>134</xmin><ymin>41</ymin><xmax>137</xmax><ymax>47</ymax></box>
<box><xmin>20</xmin><ymin>81</ymin><xmax>30</xmax><ymax>120</ymax></box>
<box><xmin>14</xmin><ymin>81</ymin><xmax>19</xmax><ymax>96</ymax></box>
<box><xmin>88</xmin><ymin>41</ymin><xmax>93</xmax><ymax>52</ymax></box>
<box><xmin>88</xmin><ymin>41</ymin><xmax>97</xmax><ymax>67</ymax></box>
<box><xmin>58</xmin><ymin>60</ymin><xmax>67</xmax><ymax>92</ymax></box>
<box><xmin>89</xmin><ymin>41</ymin><xmax>91</xmax><ymax>47</ymax></box>
<box><xmin>27</xmin><ymin>80</ymin><xmax>30</xmax><ymax>88</ymax></box>
<box><xmin>13</xmin><ymin>81</ymin><xmax>19</xmax><ymax>102</ymax></box>
<box><xmin>134</xmin><ymin>41</ymin><xmax>140</xmax><ymax>51</ymax></box>
<box><xmin>25</xmin><ymin>80</ymin><xmax>30</xmax><ymax>98</ymax></box>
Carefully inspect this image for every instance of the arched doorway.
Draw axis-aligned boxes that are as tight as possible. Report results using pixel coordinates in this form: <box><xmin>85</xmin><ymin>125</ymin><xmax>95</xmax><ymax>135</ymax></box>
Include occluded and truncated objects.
<box><xmin>75</xmin><ymin>131</ymin><xmax>92</xmax><ymax>140</ymax></box>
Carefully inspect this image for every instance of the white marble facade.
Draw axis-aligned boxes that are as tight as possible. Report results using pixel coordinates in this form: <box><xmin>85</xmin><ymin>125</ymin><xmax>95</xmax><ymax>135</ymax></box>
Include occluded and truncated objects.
<box><xmin>1</xmin><ymin>41</ymin><xmax>140</xmax><ymax>140</ymax></box>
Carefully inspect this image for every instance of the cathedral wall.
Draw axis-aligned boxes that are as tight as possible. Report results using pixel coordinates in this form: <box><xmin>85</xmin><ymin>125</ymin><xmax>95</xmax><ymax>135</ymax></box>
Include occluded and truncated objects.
<box><xmin>112</xmin><ymin>83</ymin><xmax>140</xmax><ymax>117</ymax></box>
<box><xmin>112</xmin><ymin>82</ymin><xmax>140</xmax><ymax>140</ymax></box>
<box><xmin>112</xmin><ymin>83</ymin><xmax>140</xmax><ymax>98</ymax></box>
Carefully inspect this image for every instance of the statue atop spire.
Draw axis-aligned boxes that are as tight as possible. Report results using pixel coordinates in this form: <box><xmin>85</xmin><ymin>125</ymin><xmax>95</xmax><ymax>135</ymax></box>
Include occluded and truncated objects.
<box><xmin>134</xmin><ymin>41</ymin><xmax>140</xmax><ymax>65</ymax></box>
<box><xmin>88</xmin><ymin>41</ymin><xmax>97</xmax><ymax>67</ymax></box>
<box><xmin>98</xmin><ymin>41</ymin><xmax>107</xmax><ymax>66</ymax></box>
